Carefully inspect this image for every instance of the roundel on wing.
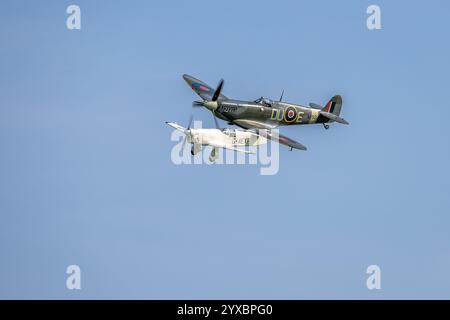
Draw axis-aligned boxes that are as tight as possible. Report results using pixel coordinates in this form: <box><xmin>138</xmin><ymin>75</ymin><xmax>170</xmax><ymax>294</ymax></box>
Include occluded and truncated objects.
<box><xmin>284</xmin><ymin>106</ymin><xmax>297</xmax><ymax>123</ymax></box>
<box><xmin>192</xmin><ymin>83</ymin><xmax>211</xmax><ymax>93</ymax></box>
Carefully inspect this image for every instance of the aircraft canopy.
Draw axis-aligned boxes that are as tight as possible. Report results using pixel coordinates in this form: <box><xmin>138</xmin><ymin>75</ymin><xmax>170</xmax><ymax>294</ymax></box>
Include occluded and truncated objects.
<box><xmin>254</xmin><ymin>97</ymin><xmax>273</xmax><ymax>105</ymax></box>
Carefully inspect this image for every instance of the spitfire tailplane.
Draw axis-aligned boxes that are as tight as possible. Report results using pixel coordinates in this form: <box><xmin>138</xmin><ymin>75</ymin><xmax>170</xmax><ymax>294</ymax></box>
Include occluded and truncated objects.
<box><xmin>320</xmin><ymin>95</ymin><xmax>349</xmax><ymax>125</ymax></box>
<box><xmin>319</xmin><ymin>111</ymin><xmax>349</xmax><ymax>125</ymax></box>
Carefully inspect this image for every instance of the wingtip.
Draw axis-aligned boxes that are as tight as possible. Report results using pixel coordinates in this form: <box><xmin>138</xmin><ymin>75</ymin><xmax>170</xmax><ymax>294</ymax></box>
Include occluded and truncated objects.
<box><xmin>289</xmin><ymin>144</ymin><xmax>307</xmax><ymax>151</ymax></box>
<box><xmin>182</xmin><ymin>74</ymin><xmax>194</xmax><ymax>82</ymax></box>
<box><xmin>296</xmin><ymin>143</ymin><xmax>308</xmax><ymax>151</ymax></box>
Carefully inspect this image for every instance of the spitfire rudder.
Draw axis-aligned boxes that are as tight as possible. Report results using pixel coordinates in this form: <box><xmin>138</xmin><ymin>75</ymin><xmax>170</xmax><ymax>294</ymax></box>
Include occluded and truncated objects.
<box><xmin>321</xmin><ymin>95</ymin><xmax>342</xmax><ymax>116</ymax></box>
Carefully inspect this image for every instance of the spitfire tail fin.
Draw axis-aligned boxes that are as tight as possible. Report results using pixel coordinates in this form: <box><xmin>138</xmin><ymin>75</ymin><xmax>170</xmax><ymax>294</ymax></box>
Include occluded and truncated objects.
<box><xmin>321</xmin><ymin>95</ymin><xmax>342</xmax><ymax>116</ymax></box>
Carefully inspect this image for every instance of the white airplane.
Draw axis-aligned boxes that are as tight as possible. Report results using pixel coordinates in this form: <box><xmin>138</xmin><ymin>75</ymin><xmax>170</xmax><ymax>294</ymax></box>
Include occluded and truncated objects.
<box><xmin>166</xmin><ymin>117</ymin><xmax>267</xmax><ymax>162</ymax></box>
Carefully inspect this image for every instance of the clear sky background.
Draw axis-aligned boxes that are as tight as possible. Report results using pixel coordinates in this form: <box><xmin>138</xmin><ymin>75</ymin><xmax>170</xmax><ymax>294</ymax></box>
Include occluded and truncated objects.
<box><xmin>1</xmin><ymin>0</ymin><xmax>449</xmax><ymax>299</ymax></box>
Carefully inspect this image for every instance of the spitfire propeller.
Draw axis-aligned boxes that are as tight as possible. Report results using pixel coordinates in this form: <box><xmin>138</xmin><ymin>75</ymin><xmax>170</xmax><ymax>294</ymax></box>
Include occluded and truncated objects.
<box><xmin>192</xmin><ymin>79</ymin><xmax>224</xmax><ymax>111</ymax></box>
<box><xmin>211</xmin><ymin>79</ymin><xmax>224</xmax><ymax>102</ymax></box>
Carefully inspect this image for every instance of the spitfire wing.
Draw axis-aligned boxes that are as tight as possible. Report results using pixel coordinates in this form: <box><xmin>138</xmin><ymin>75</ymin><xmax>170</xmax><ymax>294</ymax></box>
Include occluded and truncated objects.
<box><xmin>231</xmin><ymin>119</ymin><xmax>306</xmax><ymax>151</ymax></box>
<box><xmin>258</xmin><ymin>130</ymin><xmax>307</xmax><ymax>151</ymax></box>
<box><xmin>232</xmin><ymin>119</ymin><xmax>278</xmax><ymax>130</ymax></box>
<box><xmin>271</xmin><ymin>132</ymin><xmax>307</xmax><ymax>151</ymax></box>
<box><xmin>183</xmin><ymin>74</ymin><xmax>228</xmax><ymax>101</ymax></box>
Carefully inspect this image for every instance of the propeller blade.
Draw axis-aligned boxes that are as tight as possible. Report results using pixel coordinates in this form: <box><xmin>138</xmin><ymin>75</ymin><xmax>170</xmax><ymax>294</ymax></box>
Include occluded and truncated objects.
<box><xmin>212</xmin><ymin>112</ymin><xmax>221</xmax><ymax>130</ymax></box>
<box><xmin>192</xmin><ymin>101</ymin><xmax>204</xmax><ymax>108</ymax></box>
<box><xmin>212</xmin><ymin>79</ymin><xmax>224</xmax><ymax>102</ymax></box>
<box><xmin>187</xmin><ymin>114</ymin><xmax>193</xmax><ymax>130</ymax></box>
<box><xmin>181</xmin><ymin>136</ymin><xmax>187</xmax><ymax>152</ymax></box>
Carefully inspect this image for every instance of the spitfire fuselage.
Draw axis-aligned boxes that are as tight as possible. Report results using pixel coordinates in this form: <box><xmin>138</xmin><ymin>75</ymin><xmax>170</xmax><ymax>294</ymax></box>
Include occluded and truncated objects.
<box><xmin>215</xmin><ymin>99</ymin><xmax>327</xmax><ymax>127</ymax></box>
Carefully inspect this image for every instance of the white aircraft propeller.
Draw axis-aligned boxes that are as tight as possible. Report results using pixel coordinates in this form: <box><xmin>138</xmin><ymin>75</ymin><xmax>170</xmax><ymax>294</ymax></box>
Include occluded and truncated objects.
<box><xmin>181</xmin><ymin>115</ymin><xmax>194</xmax><ymax>151</ymax></box>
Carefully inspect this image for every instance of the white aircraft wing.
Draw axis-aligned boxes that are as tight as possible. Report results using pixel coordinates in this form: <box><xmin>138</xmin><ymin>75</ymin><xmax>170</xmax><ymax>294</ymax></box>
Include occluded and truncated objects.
<box><xmin>165</xmin><ymin>122</ymin><xmax>186</xmax><ymax>133</ymax></box>
<box><xmin>224</xmin><ymin>146</ymin><xmax>255</xmax><ymax>154</ymax></box>
<box><xmin>209</xmin><ymin>143</ymin><xmax>255</xmax><ymax>154</ymax></box>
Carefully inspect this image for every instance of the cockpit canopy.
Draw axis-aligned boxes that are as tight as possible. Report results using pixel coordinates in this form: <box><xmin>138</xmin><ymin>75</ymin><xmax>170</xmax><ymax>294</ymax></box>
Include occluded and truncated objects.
<box><xmin>254</xmin><ymin>97</ymin><xmax>273</xmax><ymax>106</ymax></box>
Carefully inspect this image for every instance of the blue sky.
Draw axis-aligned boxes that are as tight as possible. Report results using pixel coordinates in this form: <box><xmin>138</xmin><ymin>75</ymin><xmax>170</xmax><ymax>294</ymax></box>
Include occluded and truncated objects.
<box><xmin>0</xmin><ymin>0</ymin><xmax>449</xmax><ymax>299</ymax></box>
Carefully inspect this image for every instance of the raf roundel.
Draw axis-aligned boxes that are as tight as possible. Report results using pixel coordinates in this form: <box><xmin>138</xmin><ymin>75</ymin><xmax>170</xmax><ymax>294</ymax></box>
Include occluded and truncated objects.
<box><xmin>192</xmin><ymin>83</ymin><xmax>211</xmax><ymax>93</ymax></box>
<box><xmin>284</xmin><ymin>106</ymin><xmax>297</xmax><ymax>123</ymax></box>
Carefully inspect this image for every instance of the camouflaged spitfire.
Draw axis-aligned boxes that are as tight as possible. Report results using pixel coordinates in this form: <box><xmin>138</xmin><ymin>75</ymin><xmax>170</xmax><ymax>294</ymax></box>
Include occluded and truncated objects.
<box><xmin>183</xmin><ymin>74</ymin><xmax>349</xmax><ymax>151</ymax></box>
